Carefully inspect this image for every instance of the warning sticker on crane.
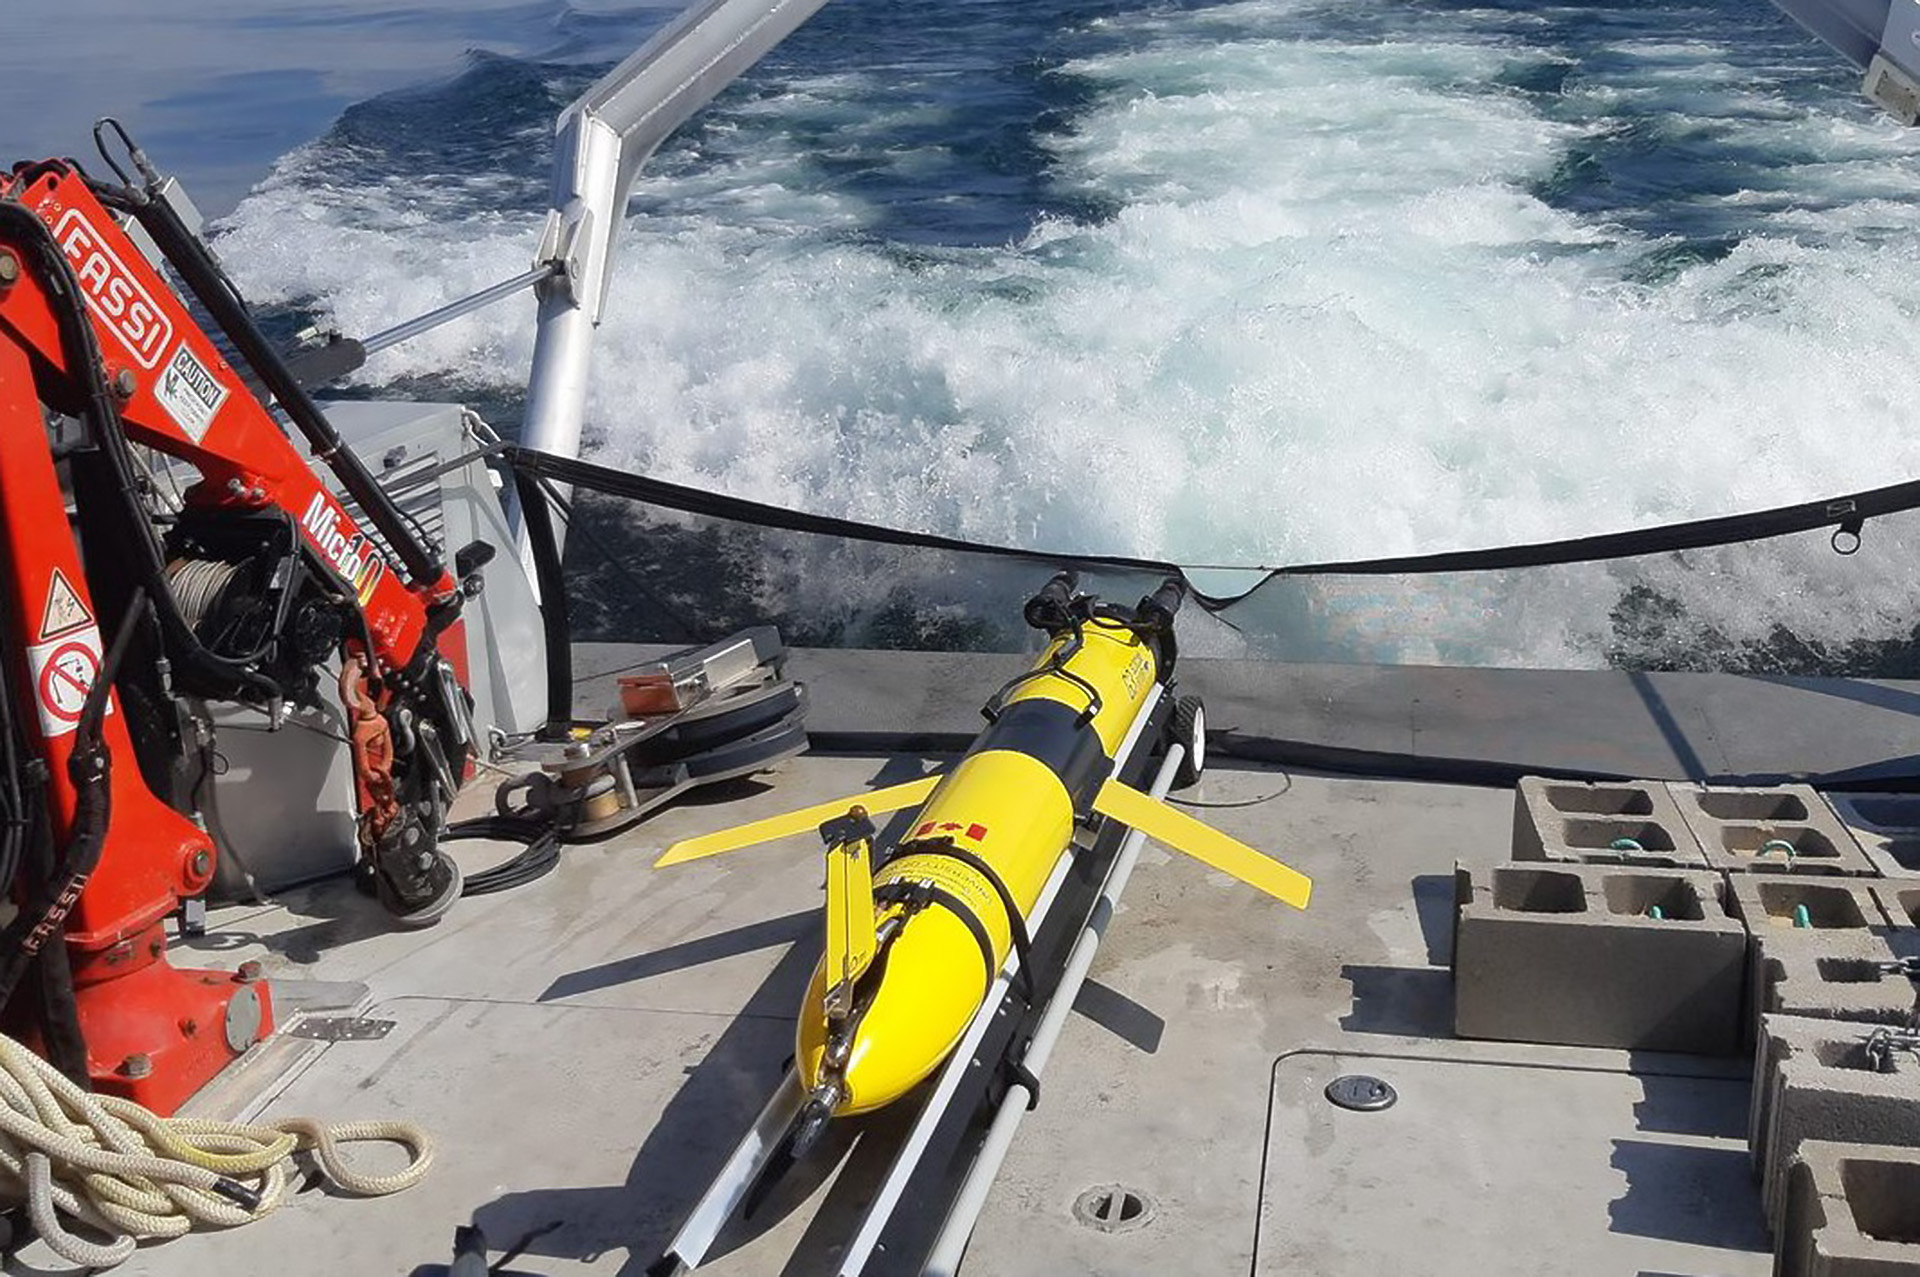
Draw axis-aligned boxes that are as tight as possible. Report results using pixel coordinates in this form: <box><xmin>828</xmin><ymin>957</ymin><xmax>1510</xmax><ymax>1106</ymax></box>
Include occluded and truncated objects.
<box><xmin>153</xmin><ymin>342</ymin><xmax>228</xmax><ymax>444</ymax></box>
<box><xmin>37</xmin><ymin>568</ymin><xmax>92</xmax><ymax>641</ymax></box>
<box><xmin>26</xmin><ymin>628</ymin><xmax>110</xmax><ymax>739</ymax></box>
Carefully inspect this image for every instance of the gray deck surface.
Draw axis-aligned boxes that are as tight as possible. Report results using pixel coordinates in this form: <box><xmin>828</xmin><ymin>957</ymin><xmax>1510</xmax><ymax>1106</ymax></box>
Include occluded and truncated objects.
<box><xmin>577</xmin><ymin>645</ymin><xmax>1920</xmax><ymax>784</ymax></box>
<box><xmin>6</xmin><ymin>684</ymin><xmax>1792</xmax><ymax>1276</ymax></box>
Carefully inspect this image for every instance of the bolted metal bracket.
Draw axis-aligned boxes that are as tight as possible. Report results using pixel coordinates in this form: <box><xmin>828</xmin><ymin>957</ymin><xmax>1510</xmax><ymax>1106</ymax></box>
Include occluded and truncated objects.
<box><xmin>284</xmin><ymin>1016</ymin><xmax>397</xmax><ymax>1043</ymax></box>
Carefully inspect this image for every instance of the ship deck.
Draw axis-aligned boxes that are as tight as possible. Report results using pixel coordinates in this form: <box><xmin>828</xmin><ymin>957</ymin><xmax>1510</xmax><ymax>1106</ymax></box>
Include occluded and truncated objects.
<box><xmin>21</xmin><ymin>653</ymin><xmax>1914</xmax><ymax>1277</ymax></box>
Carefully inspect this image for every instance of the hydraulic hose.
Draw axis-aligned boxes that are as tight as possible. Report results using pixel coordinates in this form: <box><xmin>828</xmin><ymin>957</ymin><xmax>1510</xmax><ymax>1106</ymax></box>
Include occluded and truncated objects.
<box><xmin>0</xmin><ymin>536</ymin><xmax>83</xmax><ymax>1085</ymax></box>
<box><xmin>0</xmin><ymin>589</ymin><xmax>146</xmax><ymax>1009</ymax></box>
<box><xmin>92</xmin><ymin>176</ymin><xmax>443</xmax><ymax>587</ymax></box>
<box><xmin>446</xmin><ymin>812</ymin><xmax>562</xmax><ymax>897</ymax></box>
<box><xmin>0</xmin><ymin>202</ymin><xmax>283</xmax><ymax>707</ymax></box>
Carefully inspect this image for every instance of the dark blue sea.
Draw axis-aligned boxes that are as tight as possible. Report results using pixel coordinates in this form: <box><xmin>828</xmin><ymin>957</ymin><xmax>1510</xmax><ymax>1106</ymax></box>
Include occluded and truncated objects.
<box><xmin>5</xmin><ymin>0</ymin><xmax>1920</xmax><ymax>667</ymax></box>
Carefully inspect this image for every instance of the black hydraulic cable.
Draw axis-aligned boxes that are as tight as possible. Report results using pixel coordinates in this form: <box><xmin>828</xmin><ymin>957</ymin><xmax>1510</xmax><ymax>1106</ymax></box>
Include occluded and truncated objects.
<box><xmin>444</xmin><ymin>814</ymin><xmax>562</xmax><ymax>897</ymax></box>
<box><xmin>509</xmin><ymin>447</ymin><xmax>1920</xmax><ymax>608</ymax></box>
<box><xmin>0</xmin><ymin>202</ymin><xmax>284</xmax><ymax>705</ymax></box>
<box><xmin>30</xmin><ymin>927</ymin><xmax>88</xmax><ymax>1087</ymax></box>
<box><xmin>0</xmin><ymin>538</ymin><xmax>29</xmax><ymax>894</ymax></box>
<box><xmin>0</xmin><ymin>590</ymin><xmax>142</xmax><ymax>1010</ymax></box>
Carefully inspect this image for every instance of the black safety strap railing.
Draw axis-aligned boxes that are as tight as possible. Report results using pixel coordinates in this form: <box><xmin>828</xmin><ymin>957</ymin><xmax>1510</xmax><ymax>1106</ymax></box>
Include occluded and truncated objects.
<box><xmin>509</xmin><ymin>446</ymin><xmax>1916</xmax><ymax>610</ymax></box>
<box><xmin>510</xmin><ymin>449</ymin><xmax>1184</xmax><ymax>572</ymax></box>
<box><xmin>507</xmin><ymin>447</ymin><xmax>1920</xmax><ymax>783</ymax></box>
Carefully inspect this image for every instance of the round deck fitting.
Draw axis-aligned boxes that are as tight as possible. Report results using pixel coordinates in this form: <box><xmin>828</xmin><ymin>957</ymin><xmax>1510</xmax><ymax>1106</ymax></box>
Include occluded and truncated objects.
<box><xmin>225</xmin><ymin>984</ymin><xmax>264</xmax><ymax>1052</ymax></box>
<box><xmin>1072</xmin><ymin>1185</ymin><xmax>1155</xmax><ymax>1234</ymax></box>
<box><xmin>1325</xmin><ymin>1074</ymin><xmax>1397</xmax><ymax>1112</ymax></box>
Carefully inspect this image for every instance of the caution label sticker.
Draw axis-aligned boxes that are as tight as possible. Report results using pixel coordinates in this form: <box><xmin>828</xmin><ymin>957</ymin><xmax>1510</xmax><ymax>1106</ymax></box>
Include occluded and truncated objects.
<box><xmin>37</xmin><ymin>568</ymin><xmax>92</xmax><ymax>641</ymax></box>
<box><xmin>153</xmin><ymin>342</ymin><xmax>228</xmax><ymax>444</ymax></box>
<box><xmin>27</xmin><ymin>627</ymin><xmax>110</xmax><ymax>739</ymax></box>
<box><xmin>875</xmin><ymin>854</ymin><xmax>1004</xmax><ymax>937</ymax></box>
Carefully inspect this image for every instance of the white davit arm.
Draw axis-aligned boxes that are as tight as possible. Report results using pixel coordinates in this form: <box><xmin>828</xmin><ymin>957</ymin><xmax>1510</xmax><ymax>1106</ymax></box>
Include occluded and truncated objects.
<box><xmin>511</xmin><ymin>0</ymin><xmax>834</xmax><ymax>564</ymax></box>
<box><xmin>1769</xmin><ymin>0</ymin><xmax>1920</xmax><ymax>123</ymax></box>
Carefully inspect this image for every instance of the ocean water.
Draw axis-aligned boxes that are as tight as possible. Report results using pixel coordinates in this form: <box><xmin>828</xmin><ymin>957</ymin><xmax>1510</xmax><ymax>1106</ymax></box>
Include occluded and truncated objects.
<box><xmin>7</xmin><ymin>0</ymin><xmax>1920</xmax><ymax>666</ymax></box>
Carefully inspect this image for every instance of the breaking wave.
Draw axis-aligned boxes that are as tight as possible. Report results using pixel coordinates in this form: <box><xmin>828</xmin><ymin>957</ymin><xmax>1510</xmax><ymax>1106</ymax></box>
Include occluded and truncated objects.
<box><xmin>213</xmin><ymin>0</ymin><xmax>1920</xmax><ymax>667</ymax></box>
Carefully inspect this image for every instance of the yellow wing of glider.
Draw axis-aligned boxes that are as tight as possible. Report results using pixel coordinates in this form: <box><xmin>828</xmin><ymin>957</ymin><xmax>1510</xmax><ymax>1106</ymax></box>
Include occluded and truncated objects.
<box><xmin>655</xmin><ymin>775</ymin><xmax>942</xmax><ymax>867</ymax></box>
<box><xmin>1092</xmin><ymin>779</ymin><xmax>1312</xmax><ymax>910</ymax></box>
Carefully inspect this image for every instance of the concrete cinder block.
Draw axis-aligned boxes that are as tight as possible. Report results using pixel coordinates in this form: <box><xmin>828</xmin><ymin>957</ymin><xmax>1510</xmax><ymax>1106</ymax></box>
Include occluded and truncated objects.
<box><xmin>1755</xmin><ymin>1018</ymin><xmax>1843</xmax><ymax>1185</ymax></box>
<box><xmin>1453</xmin><ymin>861</ymin><xmax>1745</xmax><ymax>1055</ymax></box>
<box><xmin>1733</xmin><ymin>877</ymin><xmax>1895</xmax><ymax>1044</ymax></box>
<box><xmin>1752</xmin><ymin>1015</ymin><xmax>1920</xmax><ymax>1232</ymax></box>
<box><xmin>1512</xmin><ymin>776</ymin><xmax>1707</xmax><ymax>867</ymax></box>
<box><xmin>1752</xmin><ymin>929</ymin><xmax>1920</xmax><ymax>1042</ymax></box>
<box><xmin>1780</xmin><ymin>1140</ymin><xmax>1920</xmax><ymax>1277</ymax></box>
<box><xmin>1875</xmin><ymin>884</ymin><xmax>1920</xmax><ymax>930</ymax></box>
<box><xmin>1823</xmin><ymin>793</ymin><xmax>1920</xmax><ymax>880</ymax></box>
<box><xmin>1668</xmin><ymin>783</ymin><xmax>1876</xmax><ymax>877</ymax></box>
<box><xmin>1731</xmin><ymin>877</ymin><xmax>1893</xmax><ymax>936</ymax></box>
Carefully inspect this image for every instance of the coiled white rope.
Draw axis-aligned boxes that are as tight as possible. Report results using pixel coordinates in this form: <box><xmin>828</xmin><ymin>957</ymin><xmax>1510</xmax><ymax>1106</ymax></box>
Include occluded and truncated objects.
<box><xmin>0</xmin><ymin>1034</ymin><xmax>432</xmax><ymax>1267</ymax></box>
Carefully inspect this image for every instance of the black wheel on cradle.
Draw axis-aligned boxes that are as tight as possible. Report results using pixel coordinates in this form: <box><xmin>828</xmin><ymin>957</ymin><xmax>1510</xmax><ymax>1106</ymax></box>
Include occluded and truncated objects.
<box><xmin>1169</xmin><ymin>695</ymin><xmax>1205</xmax><ymax>789</ymax></box>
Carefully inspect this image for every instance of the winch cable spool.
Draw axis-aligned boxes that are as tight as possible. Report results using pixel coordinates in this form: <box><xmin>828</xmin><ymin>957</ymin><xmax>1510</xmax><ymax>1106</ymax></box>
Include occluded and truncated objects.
<box><xmin>0</xmin><ymin>1033</ymin><xmax>432</xmax><ymax>1268</ymax></box>
<box><xmin>165</xmin><ymin>558</ymin><xmax>242</xmax><ymax>622</ymax></box>
<box><xmin>165</xmin><ymin>557</ymin><xmax>251</xmax><ymax>648</ymax></box>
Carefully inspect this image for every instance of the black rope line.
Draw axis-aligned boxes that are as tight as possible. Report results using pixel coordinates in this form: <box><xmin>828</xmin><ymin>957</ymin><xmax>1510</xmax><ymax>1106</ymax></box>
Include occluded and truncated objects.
<box><xmin>511</xmin><ymin>448</ymin><xmax>1196</xmax><ymax>582</ymax></box>
<box><xmin>508</xmin><ymin>448</ymin><xmax>1920</xmax><ymax>611</ymax></box>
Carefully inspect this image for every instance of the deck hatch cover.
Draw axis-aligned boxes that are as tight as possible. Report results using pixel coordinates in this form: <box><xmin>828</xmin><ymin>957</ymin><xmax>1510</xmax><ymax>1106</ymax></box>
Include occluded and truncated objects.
<box><xmin>1324</xmin><ymin>1074</ymin><xmax>1397</xmax><ymax>1111</ymax></box>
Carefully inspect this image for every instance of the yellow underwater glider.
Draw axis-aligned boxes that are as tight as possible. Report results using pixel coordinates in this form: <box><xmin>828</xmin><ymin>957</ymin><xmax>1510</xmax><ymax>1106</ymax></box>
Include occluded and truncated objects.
<box><xmin>654</xmin><ymin>573</ymin><xmax>1310</xmax><ymax>1132</ymax></box>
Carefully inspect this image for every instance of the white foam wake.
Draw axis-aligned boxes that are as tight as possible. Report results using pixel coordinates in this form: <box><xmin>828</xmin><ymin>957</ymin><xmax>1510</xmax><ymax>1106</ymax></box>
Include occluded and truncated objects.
<box><xmin>217</xmin><ymin>0</ymin><xmax>1920</xmax><ymax>665</ymax></box>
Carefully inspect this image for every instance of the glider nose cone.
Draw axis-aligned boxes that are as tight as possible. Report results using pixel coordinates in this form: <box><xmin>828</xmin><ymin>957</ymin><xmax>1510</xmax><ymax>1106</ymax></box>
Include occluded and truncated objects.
<box><xmin>798</xmin><ymin>908</ymin><xmax>993</xmax><ymax>1115</ymax></box>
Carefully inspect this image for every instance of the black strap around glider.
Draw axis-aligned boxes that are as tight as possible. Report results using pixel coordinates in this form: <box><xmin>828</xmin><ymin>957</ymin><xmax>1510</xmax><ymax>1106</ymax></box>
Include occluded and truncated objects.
<box><xmin>872</xmin><ymin>880</ymin><xmax>999</xmax><ymax>996</ymax></box>
<box><xmin>881</xmin><ymin>837</ymin><xmax>1038</xmax><ymax>1003</ymax></box>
